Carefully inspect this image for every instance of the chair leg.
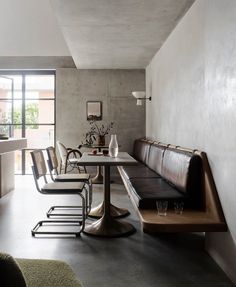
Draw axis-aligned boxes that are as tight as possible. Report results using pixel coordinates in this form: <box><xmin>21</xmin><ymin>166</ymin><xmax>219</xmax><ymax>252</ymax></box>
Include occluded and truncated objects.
<box><xmin>47</xmin><ymin>205</ymin><xmax>84</xmax><ymax>218</ymax></box>
<box><xmin>32</xmin><ymin>193</ymin><xmax>86</xmax><ymax>237</ymax></box>
<box><xmin>46</xmin><ymin>182</ymin><xmax>91</xmax><ymax>218</ymax></box>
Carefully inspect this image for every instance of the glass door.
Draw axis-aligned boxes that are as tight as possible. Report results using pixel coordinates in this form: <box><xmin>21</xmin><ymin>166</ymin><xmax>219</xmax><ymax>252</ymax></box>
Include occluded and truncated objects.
<box><xmin>0</xmin><ymin>71</ymin><xmax>55</xmax><ymax>174</ymax></box>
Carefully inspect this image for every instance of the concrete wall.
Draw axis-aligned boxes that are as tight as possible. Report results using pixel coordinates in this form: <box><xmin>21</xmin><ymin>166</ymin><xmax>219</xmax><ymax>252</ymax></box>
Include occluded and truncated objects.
<box><xmin>146</xmin><ymin>0</ymin><xmax>236</xmax><ymax>283</ymax></box>
<box><xmin>56</xmin><ymin>69</ymin><xmax>145</xmax><ymax>154</ymax></box>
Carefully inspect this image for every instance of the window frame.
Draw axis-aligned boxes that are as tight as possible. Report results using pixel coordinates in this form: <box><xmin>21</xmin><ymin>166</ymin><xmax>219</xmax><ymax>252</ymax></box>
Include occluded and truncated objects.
<box><xmin>0</xmin><ymin>70</ymin><xmax>56</xmax><ymax>174</ymax></box>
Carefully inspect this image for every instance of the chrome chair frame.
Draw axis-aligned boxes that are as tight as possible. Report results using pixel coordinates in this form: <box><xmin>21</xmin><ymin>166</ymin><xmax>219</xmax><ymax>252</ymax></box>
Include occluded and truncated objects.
<box><xmin>46</xmin><ymin>146</ymin><xmax>92</xmax><ymax>217</ymax></box>
<box><xmin>31</xmin><ymin>149</ymin><xmax>86</xmax><ymax>237</ymax></box>
<box><xmin>57</xmin><ymin>141</ymin><xmax>87</xmax><ymax>174</ymax></box>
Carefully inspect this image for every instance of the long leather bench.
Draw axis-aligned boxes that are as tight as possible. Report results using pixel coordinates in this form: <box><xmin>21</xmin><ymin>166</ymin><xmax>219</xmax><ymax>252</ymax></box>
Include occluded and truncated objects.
<box><xmin>118</xmin><ymin>138</ymin><xmax>227</xmax><ymax>233</ymax></box>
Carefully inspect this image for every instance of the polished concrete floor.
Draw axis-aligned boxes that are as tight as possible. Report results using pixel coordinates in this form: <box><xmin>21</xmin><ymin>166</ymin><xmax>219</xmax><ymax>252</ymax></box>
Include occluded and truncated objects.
<box><xmin>0</xmin><ymin>174</ymin><xmax>234</xmax><ymax>287</ymax></box>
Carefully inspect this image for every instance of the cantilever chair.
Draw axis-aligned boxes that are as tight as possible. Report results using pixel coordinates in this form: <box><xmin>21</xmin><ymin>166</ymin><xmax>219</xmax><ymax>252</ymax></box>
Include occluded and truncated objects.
<box><xmin>57</xmin><ymin>141</ymin><xmax>87</xmax><ymax>174</ymax></box>
<box><xmin>31</xmin><ymin>149</ymin><xmax>86</xmax><ymax>237</ymax></box>
<box><xmin>46</xmin><ymin>146</ymin><xmax>92</xmax><ymax>216</ymax></box>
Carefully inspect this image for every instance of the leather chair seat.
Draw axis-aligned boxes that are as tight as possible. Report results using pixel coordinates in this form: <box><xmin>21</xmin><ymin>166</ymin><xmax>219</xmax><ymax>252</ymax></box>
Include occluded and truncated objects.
<box><xmin>130</xmin><ymin>178</ymin><xmax>185</xmax><ymax>209</ymax></box>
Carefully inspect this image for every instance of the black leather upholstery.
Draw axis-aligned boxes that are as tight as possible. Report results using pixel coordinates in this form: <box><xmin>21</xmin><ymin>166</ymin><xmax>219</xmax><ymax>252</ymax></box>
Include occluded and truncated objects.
<box><xmin>130</xmin><ymin>178</ymin><xmax>185</xmax><ymax>209</ymax></box>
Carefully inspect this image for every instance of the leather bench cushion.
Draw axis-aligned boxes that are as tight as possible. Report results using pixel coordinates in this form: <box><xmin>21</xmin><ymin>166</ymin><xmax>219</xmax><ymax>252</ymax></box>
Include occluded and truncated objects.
<box><xmin>130</xmin><ymin>178</ymin><xmax>185</xmax><ymax>209</ymax></box>
<box><xmin>147</xmin><ymin>143</ymin><xmax>165</xmax><ymax>175</ymax></box>
<box><xmin>161</xmin><ymin>148</ymin><xmax>202</xmax><ymax>195</ymax></box>
<box><xmin>122</xmin><ymin>164</ymin><xmax>161</xmax><ymax>180</ymax></box>
<box><xmin>133</xmin><ymin>139</ymin><xmax>151</xmax><ymax>164</ymax></box>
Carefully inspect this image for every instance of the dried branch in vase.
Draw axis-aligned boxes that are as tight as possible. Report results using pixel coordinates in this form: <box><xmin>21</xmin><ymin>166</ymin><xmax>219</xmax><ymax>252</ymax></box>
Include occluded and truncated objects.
<box><xmin>81</xmin><ymin>121</ymin><xmax>114</xmax><ymax>146</ymax></box>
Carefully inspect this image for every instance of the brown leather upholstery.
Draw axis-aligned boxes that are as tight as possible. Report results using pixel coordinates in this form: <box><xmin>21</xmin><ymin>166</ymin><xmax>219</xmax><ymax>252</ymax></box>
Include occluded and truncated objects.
<box><xmin>133</xmin><ymin>138</ymin><xmax>151</xmax><ymax>164</ymax></box>
<box><xmin>122</xmin><ymin>139</ymin><xmax>203</xmax><ymax>210</ymax></box>
<box><xmin>161</xmin><ymin>149</ymin><xmax>202</xmax><ymax>194</ymax></box>
<box><xmin>161</xmin><ymin>148</ymin><xmax>203</xmax><ymax>208</ymax></box>
<box><xmin>147</xmin><ymin>143</ymin><xmax>165</xmax><ymax>175</ymax></box>
<box><xmin>118</xmin><ymin>139</ymin><xmax>227</xmax><ymax>233</ymax></box>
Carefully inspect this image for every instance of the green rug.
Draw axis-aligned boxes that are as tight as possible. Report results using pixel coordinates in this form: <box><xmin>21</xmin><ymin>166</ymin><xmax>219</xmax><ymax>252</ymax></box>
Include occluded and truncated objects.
<box><xmin>17</xmin><ymin>258</ymin><xmax>83</xmax><ymax>287</ymax></box>
<box><xmin>0</xmin><ymin>252</ymin><xmax>83</xmax><ymax>287</ymax></box>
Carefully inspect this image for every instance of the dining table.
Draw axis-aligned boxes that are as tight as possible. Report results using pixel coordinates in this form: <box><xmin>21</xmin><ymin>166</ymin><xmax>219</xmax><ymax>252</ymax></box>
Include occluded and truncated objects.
<box><xmin>80</xmin><ymin>144</ymin><xmax>108</xmax><ymax>184</ymax></box>
<box><xmin>77</xmin><ymin>151</ymin><xmax>138</xmax><ymax>237</ymax></box>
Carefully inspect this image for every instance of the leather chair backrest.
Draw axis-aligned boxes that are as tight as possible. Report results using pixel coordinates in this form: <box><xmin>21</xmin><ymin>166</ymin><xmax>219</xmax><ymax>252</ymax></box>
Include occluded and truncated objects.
<box><xmin>133</xmin><ymin>139</ymin><xmax>151</xmax><ymax>164</ymax></box>
<box><xmin>147</xmin><ymin>143</ymin><xmax>165</xmax><ymax>175</ymax></box>
<box><xmin>161</xmin><ymin>148</ymin><xmax>202</xmax><ymax>196</ymax></box>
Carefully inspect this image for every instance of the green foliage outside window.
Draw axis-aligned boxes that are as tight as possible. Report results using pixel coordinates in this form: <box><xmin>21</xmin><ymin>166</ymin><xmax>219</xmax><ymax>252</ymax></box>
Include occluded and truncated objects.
<box><xmin>14</xmin><ymin>103</ymin><xmax>39</xmax><ymax>129</ymax></box>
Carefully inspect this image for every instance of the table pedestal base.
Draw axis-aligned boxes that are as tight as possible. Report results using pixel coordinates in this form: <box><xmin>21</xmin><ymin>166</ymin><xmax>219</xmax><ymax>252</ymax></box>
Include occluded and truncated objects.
<box><xmin>92</xmin><ymin>166</ymin><xmax>103</xmax><ymax>184</ymax></box>
<box><xmin>83</xmin><ymin>215</ymin><xmax>135</xmax><ymax>237</ymax></box>
<box><xmin>91</xmin><ymin>173</ymin><xmax>103</xmax><ymax>184</ymax></box>
<box><xmin>88</xmin><ymin>202</ymin><xmax>129</xmax><ymax>218</ymax></box>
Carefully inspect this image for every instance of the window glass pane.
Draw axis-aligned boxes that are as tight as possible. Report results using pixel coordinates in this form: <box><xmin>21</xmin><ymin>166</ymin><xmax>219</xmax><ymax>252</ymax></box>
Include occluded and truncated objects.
<box><xmin>13</xmin><ymin>99</ymin><xmax>22</xmax><ymax>125</ymax></box>
<box><xmin>0</xmin><ymin>75</ymin><xmax>22</xmax><ymax>99</ymax></box>
<box><xmin>25</xmin><ymin>75</ymin><xmax>54</xmax><ymax>99</ymax></box>
<box><xmin>12</xmin><ymin>76</ymin><xmax>22</xmax><ymax>99</ymax></box>
<box><xmin>25</xmin><ymin>150</ymin><xmax>32</xmax><ymax>174</ymax></box>
<box><xmin>25</xmin><ymin>125</ymin><xmax>54</xmax><ymax>149</ymax></box>
<box><xmin>25</xmin><ymin>99</ymin><xmax>54</xmax><ymax>124</ymax></box>
<box><xmin>0</xmin><ymin>124</ymin><xmax>10</xmax><ymax>135</ymax></box>
<box><xmin>15</xmin><ymin>150</ymin><xmax>22</xmax><ymax>174</ymax></box>
<box><xmin>0</xmin><ymin>76</ymin><xmax>13</xmax><ymax>99</ymax></box>
<box><xmin>0</xmin><ymin>100</ymin><xmax>12</xmax><ymax>124</ymax></box>
<box><xmin>12</xmin><ymin>125</ymin><xmax>22</xmax><ymax>138</ymax></box>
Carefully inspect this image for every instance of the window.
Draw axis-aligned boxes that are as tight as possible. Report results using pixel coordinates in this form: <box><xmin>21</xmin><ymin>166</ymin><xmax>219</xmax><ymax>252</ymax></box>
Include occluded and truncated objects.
<box><xmin>0</xmin><ymin>71</ymin><xmax>55</xmax><ymax>174</ymax></box>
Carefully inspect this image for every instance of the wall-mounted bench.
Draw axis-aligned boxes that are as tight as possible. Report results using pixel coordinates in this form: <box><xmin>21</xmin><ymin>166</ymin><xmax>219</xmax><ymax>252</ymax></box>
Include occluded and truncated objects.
<box><xmin>118</xmin><ymin>138</ymin><xmax>227</xmax><ymax>233</ymax></box>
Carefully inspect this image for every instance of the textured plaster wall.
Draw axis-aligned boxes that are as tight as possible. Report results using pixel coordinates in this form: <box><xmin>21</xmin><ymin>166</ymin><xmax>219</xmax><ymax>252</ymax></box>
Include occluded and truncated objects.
<box><xmin>56</xmin><ymin>69</ymin><xmax>145</xmax><ymax>154</ymax></box>
<box><xmin>146</xmin><ymin>0</ymin><xmax>236</xmax><ymax>283</ymax></box>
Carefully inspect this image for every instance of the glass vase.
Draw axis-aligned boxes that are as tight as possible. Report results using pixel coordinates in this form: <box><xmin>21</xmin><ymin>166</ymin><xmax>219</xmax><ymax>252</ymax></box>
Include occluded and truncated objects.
<box><xmin>109</xmin><ymin>134</ymin><xmax>118</xmax><ymax>157</ymax></box>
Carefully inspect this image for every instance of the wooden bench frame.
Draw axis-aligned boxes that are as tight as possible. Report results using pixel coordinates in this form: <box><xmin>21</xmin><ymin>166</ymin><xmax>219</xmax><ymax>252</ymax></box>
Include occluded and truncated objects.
<box><xmin>118</xmin><ymin>143</ymin><xmax>227</xmax><ymax>233</ymax></box>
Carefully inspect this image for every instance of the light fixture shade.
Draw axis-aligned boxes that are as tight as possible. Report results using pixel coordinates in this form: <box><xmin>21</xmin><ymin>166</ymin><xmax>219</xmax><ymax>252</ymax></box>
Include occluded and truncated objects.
<box><xmin>136</xmin><ymin>99</ymin><xmax>142</xmax><ymax>106</ymax></box>
<box><xmin>132</xmin><ymin>91</ymin><xmax>146</xmax><ymax>99</ymax></box>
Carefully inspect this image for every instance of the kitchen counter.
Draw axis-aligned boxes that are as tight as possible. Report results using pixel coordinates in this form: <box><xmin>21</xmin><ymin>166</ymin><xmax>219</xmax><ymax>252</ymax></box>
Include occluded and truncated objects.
<box><xmin>0</xmin><ymin>138</ymin><xmax>27</xmax><ymax>197</ymax></box>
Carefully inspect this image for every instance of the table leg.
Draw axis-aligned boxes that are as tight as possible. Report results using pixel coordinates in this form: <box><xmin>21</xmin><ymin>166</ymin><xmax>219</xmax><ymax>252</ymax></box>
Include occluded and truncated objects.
<box><xmin>91</xmin><ymin>166</ymin><xmax>103</xmax><ymax>184</ymax></box>
<box><xmin>84</xmin><ymin>166</ymin><xmax>135</xmax><ymax>237</ymax></box>
<box><xmin>89</xmin><ymin>165</ymin><xmax>129</xmax><ymax>218</ymax></box>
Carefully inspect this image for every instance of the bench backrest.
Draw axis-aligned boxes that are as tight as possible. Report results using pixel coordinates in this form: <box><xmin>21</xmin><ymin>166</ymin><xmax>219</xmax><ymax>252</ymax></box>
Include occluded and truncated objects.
<box><xmin>133</xmin><ymin>139</ymin><xmax>152</xmax><ymax>165</ymax></box>
<box><xmin>133</xmin><ymin>139</ymin><xmax>203</xmax><ymax>208</ymax></box>
<box><xmin>161</xmin><ymin>148</ymin><xmax>202</xmax><ymax>197</ymax></box>
<box><xmin>147</xmin><ymin>143</ymin><xmax>165</xmax><ymax>175</ymax></box>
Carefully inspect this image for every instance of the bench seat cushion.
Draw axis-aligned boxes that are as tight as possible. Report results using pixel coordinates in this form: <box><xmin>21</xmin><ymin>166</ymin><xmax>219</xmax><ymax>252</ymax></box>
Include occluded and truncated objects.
<box><xmin>122</xmin><ymin>164</ymin><xmax>160</xmax><ymax>180</ymax></box>
<box><xmin>130</xmin><ymin>178</ymin><xmax>185</xmax><ymax>209</ymax></box>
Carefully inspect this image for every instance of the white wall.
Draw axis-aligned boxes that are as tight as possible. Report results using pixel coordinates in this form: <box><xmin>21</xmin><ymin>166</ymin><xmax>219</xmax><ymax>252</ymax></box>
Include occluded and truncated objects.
<box><xmin>146</xmin><ymin>0</ymin><xmax>236</xmax><ymax>283</ymax></box>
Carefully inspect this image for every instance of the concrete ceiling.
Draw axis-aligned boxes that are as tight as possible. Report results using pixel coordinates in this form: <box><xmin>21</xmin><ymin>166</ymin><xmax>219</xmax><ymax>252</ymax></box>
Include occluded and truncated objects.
<box><xmin>0</xmin><ymin>0</ymin><xmax>70</xmax><ymax>56</ymax></box>
<box><xmin>50</xmin><ymin>0</ymin><xmax>195</xmax><ymax>69</ymax></box>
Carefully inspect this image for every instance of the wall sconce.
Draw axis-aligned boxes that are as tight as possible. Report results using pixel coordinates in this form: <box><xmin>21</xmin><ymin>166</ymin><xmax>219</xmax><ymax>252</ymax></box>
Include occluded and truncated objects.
<box><xmin>132</xmin><ymin>91</ymin><xmax>151</xmax><ymax>106</ymax></box>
